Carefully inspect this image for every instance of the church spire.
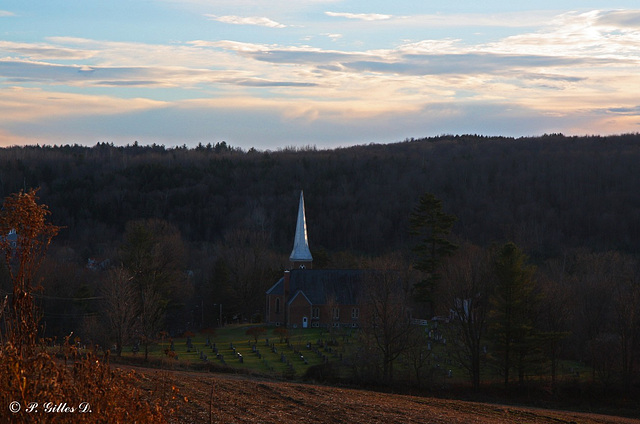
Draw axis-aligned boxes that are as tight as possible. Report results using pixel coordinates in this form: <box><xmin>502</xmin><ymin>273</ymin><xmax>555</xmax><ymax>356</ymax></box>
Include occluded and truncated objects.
<box><xmin>289</xmin><ymin>190</ymin><xmax>313</xmax><ymax>267</ymax></box>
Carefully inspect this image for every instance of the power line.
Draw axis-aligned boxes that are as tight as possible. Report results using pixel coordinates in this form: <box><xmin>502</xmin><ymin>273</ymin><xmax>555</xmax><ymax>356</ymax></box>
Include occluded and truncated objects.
<box><xmin>41</xmin><ymin>311</ymin><xmax>102</xmax><ymax>318</ymax></box>
<box><xmin>0</xmin><ymin>289</ymin><xmax>103</xmax><ymax>301</ymax></box>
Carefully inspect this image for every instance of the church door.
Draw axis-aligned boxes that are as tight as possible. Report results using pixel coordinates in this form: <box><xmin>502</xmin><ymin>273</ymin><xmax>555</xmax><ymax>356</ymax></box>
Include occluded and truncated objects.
<box><xmin>302</xmin><ymin>316</ymin><xmax>308</xmax><ymax>328</ymax></box>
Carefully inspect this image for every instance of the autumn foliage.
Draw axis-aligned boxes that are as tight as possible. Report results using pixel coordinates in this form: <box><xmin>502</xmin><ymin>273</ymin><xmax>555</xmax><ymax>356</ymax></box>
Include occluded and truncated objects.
<box><xmin>0</xmin><ymin>189</ymin><xmax>171</xmax><ymax>423</ymax></box>
<box><xmin>0</xmin><ymin>189</ymin><xmax>60</xmax><ymax>352</ymax></box>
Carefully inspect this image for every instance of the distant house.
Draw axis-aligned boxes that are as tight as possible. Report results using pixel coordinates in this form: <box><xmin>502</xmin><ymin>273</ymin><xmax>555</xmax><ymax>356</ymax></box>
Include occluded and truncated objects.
<box><xmin>0</xmin><ymin>228</ymin><xmax>18</xmax><ymax>250</ymax></box>
<box><xmin>86</xmin><ymin>257</ymin><xmax>111</xmax><ymax>271</ymax></box>
<box><xmin>6</xmin><ymin>229</ymin><xmax>17</xmax><ymax>249</ymax></box>
<box><xmin>265</xmin><ymin>192</ymin><xmax>391</xmax><ymax>329</ymax></box>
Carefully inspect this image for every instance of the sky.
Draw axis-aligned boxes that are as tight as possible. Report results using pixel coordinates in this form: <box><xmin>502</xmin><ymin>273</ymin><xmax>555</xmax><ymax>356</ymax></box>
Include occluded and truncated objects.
<box><xmin>1</xmin><ymin>1</ymin><xmax>640</xmax><ymax>150</ymax></box>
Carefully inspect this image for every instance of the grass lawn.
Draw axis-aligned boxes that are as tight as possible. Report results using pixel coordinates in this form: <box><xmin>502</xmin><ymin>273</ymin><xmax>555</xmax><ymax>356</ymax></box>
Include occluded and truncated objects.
<box><xmin>119</xmin><ymin>325</ymin><xmax>352</xmax><ymax>378</ymax></box>
<box><xmin>117</xmin><ymin>324</ymin><xmax>589</xmax><ymax>387</ymax></box>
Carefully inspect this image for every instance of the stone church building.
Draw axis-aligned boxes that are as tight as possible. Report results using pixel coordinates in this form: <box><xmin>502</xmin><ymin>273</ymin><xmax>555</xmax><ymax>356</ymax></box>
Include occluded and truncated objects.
<box><xmin>265</xmin><ymin>191</ymin><xmax>367</xmax><ymax>329</ymax></box>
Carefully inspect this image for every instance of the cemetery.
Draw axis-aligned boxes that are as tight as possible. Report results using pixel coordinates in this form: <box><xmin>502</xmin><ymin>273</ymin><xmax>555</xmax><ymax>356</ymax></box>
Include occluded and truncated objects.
<box><xmin>114</xmin><ymin>323</ymin><xmax>589</xmax><ymax>389</ymax></box>
<box><xmin>118</xmin><ymin>326</ymin><xmax>347</xmax><ymax>378</ymax></box>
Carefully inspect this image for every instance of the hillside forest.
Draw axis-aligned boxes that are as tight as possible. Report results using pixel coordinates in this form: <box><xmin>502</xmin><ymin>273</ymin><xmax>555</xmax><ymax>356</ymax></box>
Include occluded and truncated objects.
<box><xmin>1</xmin><ymin>133</ymin><xmax>640</xmax><ymax>394</ymax></box>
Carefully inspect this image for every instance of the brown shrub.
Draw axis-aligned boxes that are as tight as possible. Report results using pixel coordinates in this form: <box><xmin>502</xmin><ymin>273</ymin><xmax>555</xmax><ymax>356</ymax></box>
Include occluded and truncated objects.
<box><xmin>0</xmin><ymin>190</ymin><xmax>176</xmax><ymax>423</ymax></box>
<box><xmin>0</xmin><ymin>340</ymin><xmax>173</xmax><ymax>423</ymax></box>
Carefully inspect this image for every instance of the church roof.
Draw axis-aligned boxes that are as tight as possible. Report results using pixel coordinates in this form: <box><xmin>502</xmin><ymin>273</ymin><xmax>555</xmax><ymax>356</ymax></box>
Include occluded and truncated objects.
<box><xmin>288</xmin><ymin>290</ymin><xmax>312</xmax><ymax>306</ymax></box>
<box><xmin>289</xmin><ymin>191</ymin><xmax>313</xmax><ymax>262</ymax></box>
<box><xmin>267</xmin><ymin>269</ymin><xmax>366</xmax><ymax>305</ymax></box>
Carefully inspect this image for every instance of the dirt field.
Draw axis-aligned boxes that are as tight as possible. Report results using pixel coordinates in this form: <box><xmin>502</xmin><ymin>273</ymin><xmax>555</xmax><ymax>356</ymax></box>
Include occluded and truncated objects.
<box><xmin>126</xmin><ymin>366</ymin><xmax>640</xmax><ymax>424</ymax></box>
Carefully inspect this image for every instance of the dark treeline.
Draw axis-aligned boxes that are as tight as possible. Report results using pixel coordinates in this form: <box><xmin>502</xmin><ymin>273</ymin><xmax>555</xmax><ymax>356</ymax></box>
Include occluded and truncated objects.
<box><xmin>2</xmin><ymin>133</ymin><xmax>640</xmax><ymax>258</ymax></box>
<box><xmin>2</xmin><ymin>134</ymin><xmax>640</xmax><ymax>372</ymax></box>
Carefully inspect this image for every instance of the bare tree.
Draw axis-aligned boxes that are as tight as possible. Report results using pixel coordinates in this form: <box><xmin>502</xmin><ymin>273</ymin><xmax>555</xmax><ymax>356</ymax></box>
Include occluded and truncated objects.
<box><xmin>537</xmin><ymin>257</ymin><xmax>573</xmax><ymax>393</ymax></box>
<box><xmin>572</xmin><ymin>251</ymin><xmax>617</xmax><ymax>384</ymax></box>
<box><xmin>402</xmin><ymin>324</ymin><xmax>432</xmax><ymax>388</ymax></box>
<box><xmin>441</xmin><ymin>243</ymin><xmax>494</xmax><ymax>391</ymax></box>
<box><xmin>360</xmin><ymin>267</ymin><xmax>415</xmax><ymax>384</ymax></box>
<box><xmin>120</xmin><ymin>218</ymin><xmax>188</xmax><ymax>336</ymax></box>
<box><xmin>101</xmin><ymin>266</ymin><xmax>137</xmax><ymax>357</ymax></box>
<box><xmin>217</xmin><ymin>228</ymin><xmax>276</xmax><ymax>322</ymax></box>
<box><xmin>120</xmin><ymin>218</ymin><xmax>187</xmax><ymax>305</ymax></box>
<box><xmin>611</xmin><ymin>256</ymin><xmax>640</xmax><ymax>393</ymax></box>
<box><xmin>138</xmin><ymin>283</ymin><xmax>166</xmax><ymax>361</ymax></box>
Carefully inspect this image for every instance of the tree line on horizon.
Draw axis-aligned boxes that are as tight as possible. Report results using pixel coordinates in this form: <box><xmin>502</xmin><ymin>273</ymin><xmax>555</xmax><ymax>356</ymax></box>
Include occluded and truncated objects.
<box><xmin>2</xmin><ymin>133</ymin><xmax>640</xmax><ymax>257</ymax></box>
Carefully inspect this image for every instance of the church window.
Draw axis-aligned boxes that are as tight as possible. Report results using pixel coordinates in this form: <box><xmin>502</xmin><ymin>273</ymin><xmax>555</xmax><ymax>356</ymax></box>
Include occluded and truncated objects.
<box><xmin>332</xmin><ymin>307</ymin><xmax>340</xmax><ymax>320</ymax></box>
<box><xmin>351</xmin><ymin>308</ymin><xmax>359</xmax><ymax>319</ymax></box>
<box><xmin>312</xmin><ymin>307</ymin><xmax>320</xmax><ymax>319</ymax></box>
<box><xmin>275</xmin><ymin>298</ymin><xmax>281</xmax><ymax>314</ymax></box>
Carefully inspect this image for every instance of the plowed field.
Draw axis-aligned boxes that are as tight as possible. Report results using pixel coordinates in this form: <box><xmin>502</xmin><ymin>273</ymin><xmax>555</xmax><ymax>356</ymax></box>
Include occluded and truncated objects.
<box><xmin>129</xmin><ymin>367</ymin><xmax>639</xmax><ymax>424</ymax></box>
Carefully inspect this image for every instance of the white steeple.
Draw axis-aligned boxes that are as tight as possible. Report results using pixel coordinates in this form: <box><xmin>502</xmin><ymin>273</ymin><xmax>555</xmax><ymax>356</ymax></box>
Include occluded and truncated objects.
<box><xmin>289</xmin><ymin>191</ymin><xmax>313</xmax><ymax>266</ymax></box>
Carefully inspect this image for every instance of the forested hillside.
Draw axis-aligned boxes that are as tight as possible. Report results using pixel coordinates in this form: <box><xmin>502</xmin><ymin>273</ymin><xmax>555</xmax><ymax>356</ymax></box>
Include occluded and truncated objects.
<box><xmin>2</xmin><ymin>133</ymin><xmax>640</xmax><ymax>259</ymax></box>
<box><xmin>0</xmin><ymin>134</ymin><xmax>638</xmax><ymax>338</ymax></box>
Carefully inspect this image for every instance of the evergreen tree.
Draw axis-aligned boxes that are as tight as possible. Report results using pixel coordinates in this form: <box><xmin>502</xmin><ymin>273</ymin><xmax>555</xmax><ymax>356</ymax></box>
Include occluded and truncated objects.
<box><xmin>409</xmin><ymin>193</ymin><xmax>457</xmax><ymax>311</ymax></box>
<box><xmin>488</xmin><ymin>242</ymin><xmax>538</xmax><ymax>388</ymax></box>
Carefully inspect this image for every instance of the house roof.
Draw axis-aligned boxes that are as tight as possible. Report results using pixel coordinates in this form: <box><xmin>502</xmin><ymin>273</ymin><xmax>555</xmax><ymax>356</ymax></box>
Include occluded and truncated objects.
<box><xmin>266</xmin><ymin>269</ymin><xmax>366</xmax><ymax>305</ymax></box>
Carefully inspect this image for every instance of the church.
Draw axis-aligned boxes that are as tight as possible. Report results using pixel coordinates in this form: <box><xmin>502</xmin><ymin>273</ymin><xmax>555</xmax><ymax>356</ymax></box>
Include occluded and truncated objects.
<box><xmin>265</xmin><ymin>191</ymin><xmax>367</xmax><ymax>329</ymax></box>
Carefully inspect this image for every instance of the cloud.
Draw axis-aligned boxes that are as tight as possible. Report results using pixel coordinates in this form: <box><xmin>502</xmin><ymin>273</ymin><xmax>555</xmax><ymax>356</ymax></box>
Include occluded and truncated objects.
<box><xmin>205</xmin><ymin>14</ymin><xmax>286</xmax><ymax>28</ymax></box>
<box><xmin>0</xmin><ymin>10</ymin><xmax>15</xmax><ymax>17</ymax></box>
<box><xmin>596</xmin><ymin>10</ymin><xmax>640</xmax><ymax>29</ymax></box>
<box><xmin>323</xmin><ymin>33</ymin><xmax>343</xmax><ymax>41</ymax></box>
<box><xmin>401</xmin><ymin>11</ymin><xmax>555</xmax><ymax>28</ymax></box>
<box><xmin>345</xmin><ymin>53</ymin><xmax>602</xmax><ymax>76</ymax></box>
<box><xmin>0</xmin><ymin>59</ymin><xmax>172</xmax><ymax>87</ymax></box>
<box><xmin>210</xmin><ymin>40</ymin><xmax>375</xmax><ymax>62</ymax></box>
<box><xmin>3</xmin><ymin>9</ymin><xmax>640</xmax><ymax>148</ymax></box>
<box><xmin>325</xmin><ymin>11</ymin><xmax>392</xmax><ymax>21</ymax></box>
<box><xmin>608</xmin><ymin>105</ymin><xmax>640</xmax><ymax>115</ymax></box>
<box><xmin>0</xmin><ymin>86</ymin><xmax>167</xmax><ymax>123</ymax></box>
<box><xmin>5</xmin><ymin>94</ymin><xmax>617</xmax><ymax>150</ymax></box>
<box><xmin>46</xmin><ymin>37</ymin><xmax>240</xmax><ymax>69</ymax></box>
<box><xmin>0</xmin><ymin>40</ymin><xmax>96</xmax><ymax>60</ymax></box>
<box><xmin>486</xmin><ymin>11</ymin><xmax>640</xmax><ymax>59</ymax></box>
<box><xmin>0</xmin><ymin>58</ymin><xmax>316</xmax><ymax>90</ymax></box>
<box><xmin>230</xmin><ymin>78</ymin><xmax>318</xmax><ymax>87</ymax></box>
<box><xmin>217</xmin><ymin>40</ymin><xmax>608</xmax><ymax>78</ymax></box>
